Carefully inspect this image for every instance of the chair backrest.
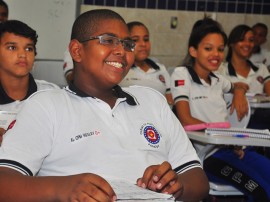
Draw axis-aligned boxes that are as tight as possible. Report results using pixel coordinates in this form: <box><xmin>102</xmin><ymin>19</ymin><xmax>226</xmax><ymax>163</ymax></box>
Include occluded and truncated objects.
<box><xmin>223</xmin><ymin>93</ymin><xmax>251</xmax><ymax>128</ymax></box>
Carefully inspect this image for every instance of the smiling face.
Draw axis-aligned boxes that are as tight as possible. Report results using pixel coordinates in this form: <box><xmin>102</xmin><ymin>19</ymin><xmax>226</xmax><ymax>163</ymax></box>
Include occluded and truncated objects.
<box><xmin>130</xmin><ymin>25</ymin><xmax>151</xmax><ymax>63</ymax></box>
<box><xmin>190</xmin><ymin>33</ymin><xmax>225</xmax><ymax>73</ymax></box>
<box><xmin>71</xmin><ymin>18</ymin><xmax>135</xmax><ymax>90</ymax></box>
<box><xmin>0</xmin><ymin>32</ymin><xmax>35</xmax><ymax>78</ymax></box>
<box><xmin>231</xmin><ymin>30</ymin><xmax>254</xmax><ymax>59</ymax></box>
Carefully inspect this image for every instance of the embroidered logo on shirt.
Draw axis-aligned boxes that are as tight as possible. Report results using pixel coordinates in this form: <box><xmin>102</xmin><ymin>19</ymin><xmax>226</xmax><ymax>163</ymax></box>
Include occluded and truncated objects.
<box><xmin>71</xmin><ymin>130</ymin><xmax>101</xmax><ymax>143</ymax></box>
<box><xmin>256</xmin><ymin>76</ymin><xmax>264</xmax><ymax>84</ymax></box>
<box><xmin>159</xmin><ymin>75</ymin><xmax>165</xmax><ymax>83</ymax></box>
<box><xmin>175</xmin><ymin>80</ymin><xmax>185</xmax><ymax>87</ymax></box>
<box><xmin>140</xmin><ymin>123</ymin><xmax>161</xmax><ymax>148</ymax></box>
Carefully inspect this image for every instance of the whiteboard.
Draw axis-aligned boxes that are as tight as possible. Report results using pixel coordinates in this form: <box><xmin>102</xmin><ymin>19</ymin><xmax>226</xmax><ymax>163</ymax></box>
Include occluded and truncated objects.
<box><xmin>7</xmin><ymin>0</ymin><xmax>80</xmax><ymax>60</ymax></box>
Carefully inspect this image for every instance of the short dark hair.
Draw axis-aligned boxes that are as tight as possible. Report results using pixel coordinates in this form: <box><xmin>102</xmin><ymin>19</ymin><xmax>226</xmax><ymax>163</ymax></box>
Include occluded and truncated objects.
<box><xmin>183</xmin><ymin>17</ymin><xmax>227</xmax><ymax>66</ymax></box>
<box><xmin>226</xmin><ymin>24</ymin><xmax>252</xmax><ymax>61</ymax></box>
<box><xmin>0</xmin><ymin>0</ymin><xmax>8</xmax><ymax>16</ymax></box>
<box><xmin>71</xmin><ymin>9</ymin><xmax>126</xmax><ymax>42</ymax></box>
<box><xmin>252</xmin><ymin>22</ymin><xmax>268</xmax><ymax>36</ymax></box>
<box><xmin>0</xmin><ymin>20</ymin><xmax>38</xmax><ymax>55</ymax></box>
<box><xmin>127</xmin><ymin>21</ymin><xmax>148</xmax><ymax>33</ymax></box>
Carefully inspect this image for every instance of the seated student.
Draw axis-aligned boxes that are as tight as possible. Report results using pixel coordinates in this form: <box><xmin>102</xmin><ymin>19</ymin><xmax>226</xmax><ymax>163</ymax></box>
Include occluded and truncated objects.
<box><xmin>218</xmin><ymin>24</ymin><xmax>270</xmax><ymax>130</ymax></box>
<box><xmin>249</xmin><ymin>23</ymin><xmax>270</xmax><ymax>70</ymax></box>
<box><xmin>0</xmin><ymin>20</ymin><xmax>59</xmax><ymax>144</ymax></box>
<box><xmin>119</xmin><ymin>21</ymin><xmax>173</xmax><ymax>105</ymax></box>
<box><xmin>171</xmin><ymin>17</ymin><xmax>270</xmax><ymax>201</ymax></box>
<box><xmin>0</xmin><ymin>9</ymin><xmax>209</xmax><ymax>201</ymax></box>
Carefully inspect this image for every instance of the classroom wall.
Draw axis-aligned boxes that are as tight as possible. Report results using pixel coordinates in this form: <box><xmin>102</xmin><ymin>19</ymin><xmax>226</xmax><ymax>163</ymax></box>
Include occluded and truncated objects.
<box><xmin>5</xmin><ymin>1</ymin><xmax>269</xmax><ymax>86</ymax></box>
<box><xmin>81</xmin><ymin>4</ymin><xmax>270</xmax><ymax>68</ymax></box>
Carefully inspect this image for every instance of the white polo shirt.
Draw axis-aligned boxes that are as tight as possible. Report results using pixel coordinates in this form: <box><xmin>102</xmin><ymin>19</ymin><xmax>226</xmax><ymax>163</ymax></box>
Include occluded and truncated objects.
<box><xmin>0</xmin><ymin>84</ymin><xmax>200</xmax><ymax>182</ymax></box>
<box><xmin>119</xmin><ymin>59</ymin><xmax>171</xmax><ymax>95</ymax></box>
<box><xmin>218</xmin><ymin>61</ymin><xmax>270</xmax><ymax>94</ymax></box>
<box><xmin>249</xmin><ymin>48</ymin><xmax>270</xmax><ymax>69</ymax></box>
<box><xmin>0</xmin><ymin>74</ymin><xmax>59</xmax><ymax>112</ymax></box>
<box><xmin>171</xmin><ymin>66</ymin><xmax>232</xmax><ymax>123</ymax></box>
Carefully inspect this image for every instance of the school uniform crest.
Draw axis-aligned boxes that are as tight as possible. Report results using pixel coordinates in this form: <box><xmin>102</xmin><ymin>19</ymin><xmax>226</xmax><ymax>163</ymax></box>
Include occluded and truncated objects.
<box><xmin>140</xmin><ymin>123</ymin><xmax>160</xmax><ymax>145</ymax></box>
<box><xmin>256</xmin><ymin>76</ymin><xmax>264</xmax><ymax>84</ymax></box>
<box><xmin>158</xmin><ymin>75</ymin><xmax>165</xmax><ymax>83</ymax></box>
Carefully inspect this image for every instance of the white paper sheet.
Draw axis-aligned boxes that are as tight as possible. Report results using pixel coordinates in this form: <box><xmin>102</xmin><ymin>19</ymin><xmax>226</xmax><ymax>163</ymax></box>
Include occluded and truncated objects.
<box><xmin>105</xmin><ymin>177</ymin><xmax>175</xmax><ymax>201</ymax></box>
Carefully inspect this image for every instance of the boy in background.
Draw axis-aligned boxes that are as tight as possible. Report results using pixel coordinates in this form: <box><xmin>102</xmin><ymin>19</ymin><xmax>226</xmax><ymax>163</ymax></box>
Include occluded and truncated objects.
<box><xmin>0</xmin><ymin>20</ymin><xmax>59</xmax><ymax>144</ymax></box>
<box><xmin>249</xmin><ymin>23</ymin><xmax>270</xmax><ymax>70</ymax></box>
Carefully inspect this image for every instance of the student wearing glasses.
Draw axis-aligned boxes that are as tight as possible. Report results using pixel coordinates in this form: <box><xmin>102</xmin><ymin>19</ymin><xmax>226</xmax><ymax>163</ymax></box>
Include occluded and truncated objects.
<box><xmin>120</xmin><ymin>21</ymin><xmax>173</xmax><ymax>105</ymax></box>
<box><xmin>0</xmin><ymin>9</ymin><xmax>209</xmax><ymax>201</ymax></box>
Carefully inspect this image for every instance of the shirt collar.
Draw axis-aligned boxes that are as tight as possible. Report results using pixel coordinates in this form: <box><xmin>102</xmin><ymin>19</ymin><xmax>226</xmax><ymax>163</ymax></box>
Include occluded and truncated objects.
<box><xmin>228</xmin><ymin>60</ymin><xmax>259</xmax><ymax>76</ymax></box>
<box><xmin>66</xmin><ymin>83</ymin><xmax>138</xmax><ymax>106</ymax></box>
<box><xmin>186</xmin><ymin>66</ymin><xmax>219</xmax><ymax>85</ymax></box>
<box><xmin>132</xmin><ymin>58</ymin><xmax>160</xmax><ymax>70</ymax></box>
<box><xmin>0</xmin><ymin>73</ymin><xmax>37</xmax><ymax>104</ymax></box>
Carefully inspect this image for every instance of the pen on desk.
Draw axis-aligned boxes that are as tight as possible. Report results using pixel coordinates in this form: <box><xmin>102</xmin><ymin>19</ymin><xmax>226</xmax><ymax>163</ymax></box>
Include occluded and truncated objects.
<box><xmin>233</xmin><ymin>134</ymin><xmax>249</xmax><ymax>138</ymax></box>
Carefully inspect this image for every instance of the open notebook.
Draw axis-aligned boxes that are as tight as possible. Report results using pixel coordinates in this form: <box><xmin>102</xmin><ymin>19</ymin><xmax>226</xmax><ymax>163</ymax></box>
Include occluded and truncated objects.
<box><xmin>205</xmin><ymin>127</ymin><xmax>270</xmax><ymax>139</ymax></box>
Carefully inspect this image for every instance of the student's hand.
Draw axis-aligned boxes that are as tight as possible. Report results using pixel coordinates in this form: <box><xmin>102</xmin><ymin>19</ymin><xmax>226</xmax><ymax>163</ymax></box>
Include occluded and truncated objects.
<box><xmin>234</xmin><ymin>146</ymin><xmax>245</xmax><ymax>159</ymax></box>
<box><xmin>58</xmin><ymin>173</ymin><xmax>116</xmax><ymax>202</ymax></box>
<box><xmin>137</xmin><ymin>161</ymin><xmax>183</xmax><ymax>199</ymax></box>
<box><xmin>231</xmin><ymin>87</ymin><xmax>249</xmax><ymax>121</ymax></box>
<box><xmin>0</xmin><ymin>128</ymin><xmax>6</xmax><ymax>145</ymax></box>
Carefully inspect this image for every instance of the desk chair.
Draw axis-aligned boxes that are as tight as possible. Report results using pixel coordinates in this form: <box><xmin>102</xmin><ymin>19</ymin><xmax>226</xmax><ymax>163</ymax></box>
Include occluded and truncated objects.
<box><xmin>207</xmin><ymin>93</ymin><xmax>251</xmax><ymax>199</ymax></box>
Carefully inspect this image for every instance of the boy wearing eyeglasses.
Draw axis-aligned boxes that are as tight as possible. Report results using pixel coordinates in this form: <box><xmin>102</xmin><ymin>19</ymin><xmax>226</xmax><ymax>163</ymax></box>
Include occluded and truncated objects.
<box><xmin>0</xmin><ymin>9</ymin><xmax>209</xmax><ymax>201</ymax></box>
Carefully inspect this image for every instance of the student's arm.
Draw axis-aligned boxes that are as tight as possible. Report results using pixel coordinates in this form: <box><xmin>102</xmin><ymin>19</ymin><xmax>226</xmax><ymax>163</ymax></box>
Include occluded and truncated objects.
<box><xmin>0</xmin><ymin>167</ymin><xmax>116</xmax><ymax>202</ymax></box>
<box><xmin>264</xmin><ymin>80</ymin><xmax>270</xmax><ymax>96</ymax></box>
<box><xmin>165</xmin><ymin>93</ymin><xmax>174</xmax><ymax>106</ymax></box>
<box><xmin>175</xmin><ymin>100</ymin><xmax>204</xmax><ymax>126</ymax></box>
<box><xmin>137</xmin><ymin>161</ymin><xmax>209</xmax><ymax>201</ymax></box>
<box><xmin>230</xmin><ymin>84</ymin><xmax>249</xmax><ymax>121</ymax></box>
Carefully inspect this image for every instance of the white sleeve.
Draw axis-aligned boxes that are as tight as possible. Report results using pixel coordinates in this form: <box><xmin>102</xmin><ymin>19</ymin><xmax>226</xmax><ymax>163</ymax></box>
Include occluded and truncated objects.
<box><xmin>170</xmin><ymin>67</ymin><xmax>191</xmax><ymax>103</ymax></box>
<box><xmin>0</xmin><ymin>93</ymin><xmax>56</xmax><ymax>175</ymax></box>
<box><xmin>160</xmin><ymin>96</ymin><xmax>201</xmax><ymax>172</ymax></box>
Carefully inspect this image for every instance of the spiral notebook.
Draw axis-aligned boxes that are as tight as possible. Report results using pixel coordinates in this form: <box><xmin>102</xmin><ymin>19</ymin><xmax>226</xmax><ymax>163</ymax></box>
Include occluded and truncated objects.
<box><xmin>205</xmin><ymin>127</ymin><xmax>270</xmax><ymax>139</ymax></box>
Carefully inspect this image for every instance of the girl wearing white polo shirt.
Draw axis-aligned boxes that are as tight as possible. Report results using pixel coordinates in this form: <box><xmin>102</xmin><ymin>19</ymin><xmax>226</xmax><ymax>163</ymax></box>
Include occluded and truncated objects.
<box><xmin>171</xmin><ymin>17</ymin><xmax>270</xmax><ymax>201</ymax></box>
<box><xmin>218</xmin><ymin>24</ymin><xmax>270</xmax><ymax>130</ymax></box>
<box><xmin>119</xmin><ymin>21</ymin><xmax>173</xmax><ymax>106</ymax></box>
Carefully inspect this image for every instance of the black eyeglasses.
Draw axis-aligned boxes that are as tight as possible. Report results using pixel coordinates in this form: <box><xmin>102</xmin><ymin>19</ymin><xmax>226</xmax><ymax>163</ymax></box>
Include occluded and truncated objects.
<box><xmin>79</xmin><ymin>34</ymin><xmax>136</xmax><ymax>52</ymax></box>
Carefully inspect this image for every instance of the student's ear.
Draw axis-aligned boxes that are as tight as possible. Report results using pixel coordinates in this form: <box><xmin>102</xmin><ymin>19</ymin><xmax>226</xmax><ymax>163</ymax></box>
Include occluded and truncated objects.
<box><xmin>189</xmin><ymin>46</ymin><xmax>197</xmax><ymax>58</ymax></box>
<box><xmin>69</xmin><ymin>39</ymin><xmax>83</xmax><ymax>63</ymax></box>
